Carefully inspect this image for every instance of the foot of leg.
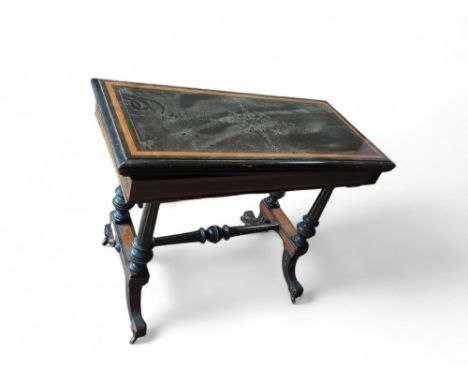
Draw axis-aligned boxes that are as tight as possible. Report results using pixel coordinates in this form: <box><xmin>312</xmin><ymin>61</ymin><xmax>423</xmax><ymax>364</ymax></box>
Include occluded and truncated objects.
<box><xmin>282</xmin><ymin>250</ymin><xmax>304</xmax><ymax>303</ymax></box>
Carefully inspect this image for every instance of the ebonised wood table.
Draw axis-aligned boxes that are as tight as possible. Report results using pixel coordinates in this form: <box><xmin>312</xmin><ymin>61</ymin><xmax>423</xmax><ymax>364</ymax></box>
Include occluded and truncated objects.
<box><xmin>92</xmin><ymin>79</ymin><xmax>395</xmax><ymax>344</ymax></box>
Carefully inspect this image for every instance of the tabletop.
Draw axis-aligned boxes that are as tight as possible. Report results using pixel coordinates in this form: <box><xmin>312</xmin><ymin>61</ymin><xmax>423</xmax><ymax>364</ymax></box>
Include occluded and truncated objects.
<box><xmin>93</xmin><ymin>79</ymin><xmax>394</xmax><ymax>177</ymax></box>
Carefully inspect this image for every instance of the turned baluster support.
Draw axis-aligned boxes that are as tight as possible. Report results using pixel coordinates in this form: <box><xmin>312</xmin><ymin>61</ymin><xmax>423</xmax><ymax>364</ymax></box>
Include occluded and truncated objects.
<box><xmin>264</xmin><ymin>191</ymin><xmax>286</xmax><ymax>208</ymax></box>
<box><xmin>153</xmin><ymin>222</ymin><xmax>279</xmax><ymax>247</ymax></box>
<box><xmin>292</xmin><ymin>187</ymin><xmax>334</xmax><ymax>249</ymax></box>
<box><xmin>103</xmin><ymin>186</ymin><xmax>135</xmax><ymax>248</ymax></box>
<box><xmin>112</xmin><ymin>186</ymin><xmax>135</xmax><ymax>224</ymax></box>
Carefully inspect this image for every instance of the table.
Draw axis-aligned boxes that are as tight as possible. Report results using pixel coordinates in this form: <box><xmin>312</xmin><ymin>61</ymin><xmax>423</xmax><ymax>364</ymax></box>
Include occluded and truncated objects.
<box><xmin>92</xmin><ymin>79</ymin><xmax>395</xmax><ymax>344</ymax></box>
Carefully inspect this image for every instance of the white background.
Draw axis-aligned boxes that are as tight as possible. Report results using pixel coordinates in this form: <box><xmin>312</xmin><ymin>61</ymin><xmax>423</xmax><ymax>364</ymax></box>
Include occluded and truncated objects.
<box><xmin>1</xmin><ymin>2</ymin><xmax>468</xmax><ymax>381</ymax></box>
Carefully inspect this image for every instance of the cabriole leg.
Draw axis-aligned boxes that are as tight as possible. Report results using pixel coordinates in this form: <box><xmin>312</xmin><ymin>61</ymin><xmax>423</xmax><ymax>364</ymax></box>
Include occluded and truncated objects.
<box><xmin>282</xmin><ymin>249</ymin><xmax>306</xmax><ymax>303</ymax></box>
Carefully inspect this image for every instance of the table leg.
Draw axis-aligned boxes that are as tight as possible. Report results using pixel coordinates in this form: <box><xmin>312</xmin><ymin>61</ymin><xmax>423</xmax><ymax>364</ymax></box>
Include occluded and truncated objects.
<box><xmin>258</xmin><ymin>188</ymin><xmax>334</xmax><ymax>303</ymax></box>
<box><xmin>127</xmin><ymin>202</ymin><xmax>159</xmax><ymax>344</ymax></box>
<box><xmin>287</xmin><ymin>187</ymin><xmax>334</xmax><ymax>302</ymax></box>
<box><xmin>103</xmin><ymin>186</ymin><xmax>160</xmax><ymax>344</ymax></box>
<box><xmin>262</xmin><ymin>192</ymin><xmax>308</xmax><ymax>303</ymax></box>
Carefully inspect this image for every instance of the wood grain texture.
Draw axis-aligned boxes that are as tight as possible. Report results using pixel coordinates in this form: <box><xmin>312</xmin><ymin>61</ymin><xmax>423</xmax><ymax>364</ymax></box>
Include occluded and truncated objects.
<box><xmin>260</xmin><ymin>201</ymin><xmax>298</xmax><ymax>255</ymax></box>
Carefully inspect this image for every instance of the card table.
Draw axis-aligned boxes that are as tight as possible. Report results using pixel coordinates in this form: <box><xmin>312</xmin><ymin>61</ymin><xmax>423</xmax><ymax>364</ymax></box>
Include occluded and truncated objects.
<box><xmin>92</xmin><ymin>79</ymin><xmax>395</xmax><ymax>343</ymax></box>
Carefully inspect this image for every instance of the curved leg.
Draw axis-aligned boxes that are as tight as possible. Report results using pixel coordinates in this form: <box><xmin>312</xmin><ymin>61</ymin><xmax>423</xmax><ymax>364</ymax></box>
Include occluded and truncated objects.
<box><xmin>264</xmin><ymin>191</ymin><xmax>306</xmax><ymax>303</ymax></box>
<box><xmin>127</xmin><ymin>273</ymin><xmax>150</xmax><ymax>344</ymax></box>
<box><xmin>282</xmin><ymin>250</ymin><xmax>305</xmax><ymax>303</ymax></box>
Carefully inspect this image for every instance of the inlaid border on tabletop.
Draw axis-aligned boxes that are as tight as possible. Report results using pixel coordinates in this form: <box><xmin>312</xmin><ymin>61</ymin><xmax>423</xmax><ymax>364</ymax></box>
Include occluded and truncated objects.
<box><xmin>102</xmin><ymin>80</ymin><xmax>387</xmax><ymax>160</ymax></box>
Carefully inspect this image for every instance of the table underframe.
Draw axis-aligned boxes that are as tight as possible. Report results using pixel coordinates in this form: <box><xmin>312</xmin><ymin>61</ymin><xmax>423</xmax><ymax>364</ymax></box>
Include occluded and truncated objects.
<box><xmin>103</xmin><ymin>186</ymin><xmax>334</xmax><ymax>344</ymax></box>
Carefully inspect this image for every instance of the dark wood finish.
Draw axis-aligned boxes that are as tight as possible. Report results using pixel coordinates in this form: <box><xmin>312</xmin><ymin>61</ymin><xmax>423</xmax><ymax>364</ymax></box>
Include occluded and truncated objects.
<box><xmin>297</xmin><ymin>187</ymin><xmax>334</xmax><ymax>238</ymax></box>
<box><xmin>258</xmin><ymin>188</ymin><xmax>334</xmax><ymax>303</ymax></box>
<box><xmin>259</xmin><ymin>198</ymin><xmax>308</xmax><ymax>302</ymax></box>
<box><xmin>118</xmin><ymin>169</ymin><xmax>380</xmax><ymax>203</ymax></box>
<box><xmin>126</xmin><ymin>202</ymin><xmax>159</xmax><ymax>344</ymax></box>
<box><xmin>240</xmin><ymin>210</ymin><xmax>267</xmax><ymax>226</ymax></box>
<box><xmin>264</xmin><ymin>191</ymin><xmax>286</xmax><ymax>208</ymax></box>
<box><xmin>95</xmin><ymin>79</ymin><xmax>395</xmax><ymax>343</ymax></box>
<box><xmin>93</xmin><ymin>79</ymin><xmax>394</xmax><ymax>177</ymax></box>
<box><xmin>103</xmin><ymin>187</ymin><xmax>160</xmax><ymax>344</ymax></box>
<box><xmin>94</xmin><ymin>79</ymin><xmax>393</xmax><ymax>204</ymax></box>
<box><xmin>111</xmin><ymin>185</ymin><xmax>134</xmax><ymax>223</ymax></box>
<box><xmin>260</xmin><ymin>199</ymin><xmax>300</xmax><ymax>257</ymax></box>
<box><xmin>153</xmin><ymin>223</ymin><xmax>279</xmax><ymax>247</ymax></box>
